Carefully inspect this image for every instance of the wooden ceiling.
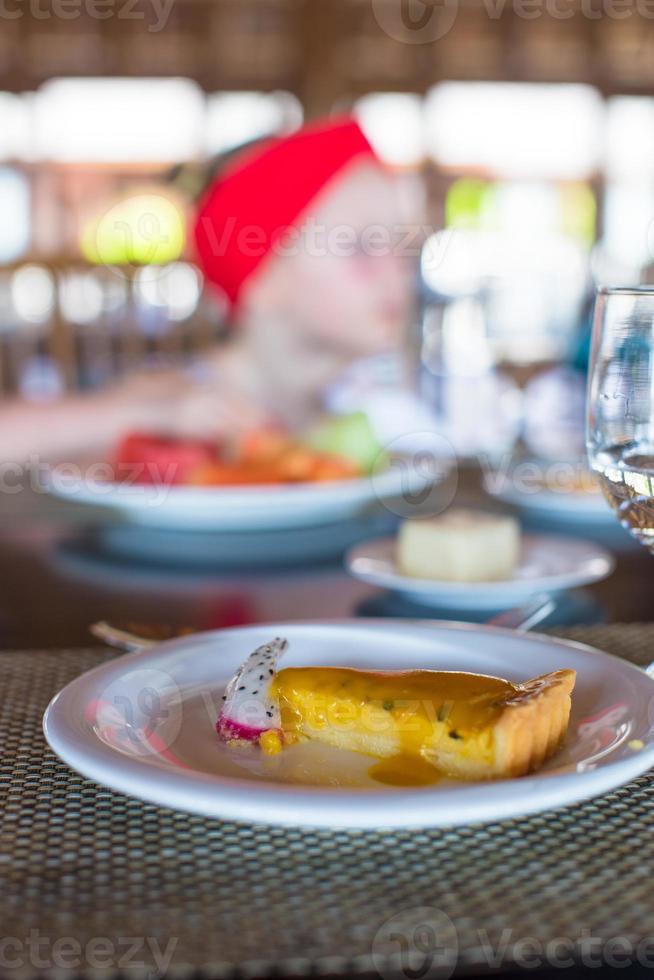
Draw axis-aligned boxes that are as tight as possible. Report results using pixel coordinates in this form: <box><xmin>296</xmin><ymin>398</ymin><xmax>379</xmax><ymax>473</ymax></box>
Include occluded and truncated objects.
<box><xmin>2</xmin><ymin>0</ymin><xmax>654</xmax><ymax>108</ymax></box>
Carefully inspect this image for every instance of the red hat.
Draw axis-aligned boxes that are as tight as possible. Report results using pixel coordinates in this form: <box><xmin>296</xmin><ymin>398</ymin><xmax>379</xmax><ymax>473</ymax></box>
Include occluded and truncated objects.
<box><xmin>193</xmin><ymin>116</ymin><xmax>376</xmax><ymax>309</ymax></box>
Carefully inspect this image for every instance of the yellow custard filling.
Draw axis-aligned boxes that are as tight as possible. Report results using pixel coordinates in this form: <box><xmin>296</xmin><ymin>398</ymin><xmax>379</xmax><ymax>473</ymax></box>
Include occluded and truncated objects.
<box><xmin>270</xmin><ymin>666</ymin><xmax>575</xmax><ymax>783</ymax></box>
<box><xmin>272</xmin><ymin>667</ymin><xmax>512</xmax><ymax>779</ymax></box>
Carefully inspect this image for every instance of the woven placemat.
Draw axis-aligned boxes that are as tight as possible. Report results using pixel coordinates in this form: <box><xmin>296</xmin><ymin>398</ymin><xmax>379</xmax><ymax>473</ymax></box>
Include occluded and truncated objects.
<box><xmin>2</xmin><ymin>625</ymin><xmax>654</xmax><ymax>980</ymax></box>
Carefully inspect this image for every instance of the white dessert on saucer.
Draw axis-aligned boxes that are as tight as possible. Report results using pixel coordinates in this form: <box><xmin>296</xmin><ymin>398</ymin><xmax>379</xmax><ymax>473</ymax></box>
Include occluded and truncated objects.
<box><xmin>397</xmin><ymin>509</ymin><xmax>520</xmax><ymax>583</ymax></box>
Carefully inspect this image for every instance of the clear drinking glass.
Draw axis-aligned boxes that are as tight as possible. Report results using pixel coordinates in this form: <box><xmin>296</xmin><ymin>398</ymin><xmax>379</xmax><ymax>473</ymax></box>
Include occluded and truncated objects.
<box><xmin>587</xmin><ymin>286</ymin><xmax>654</xmax><ymax>551</ymax></box>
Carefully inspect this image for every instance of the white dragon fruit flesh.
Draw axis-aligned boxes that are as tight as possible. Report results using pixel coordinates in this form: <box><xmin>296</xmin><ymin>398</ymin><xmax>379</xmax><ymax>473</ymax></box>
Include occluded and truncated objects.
<box><xmin>217</xmin><ymin>637</ymin><xmax>288</xmax><ymax>741</ymax></box>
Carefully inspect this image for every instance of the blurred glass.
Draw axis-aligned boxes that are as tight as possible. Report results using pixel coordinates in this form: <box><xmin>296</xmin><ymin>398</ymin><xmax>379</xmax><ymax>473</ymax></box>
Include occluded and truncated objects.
<box><xmin>418</xmin><ymin>291</ymin><xmax>522</xmax><ymax>459</ymax></box>
<box><xmin>421</xmin><ymin>224</ymin><xmax>590</xmax><ymax>365</ymax></box>
<box><xmin>588</xmin><ymin>286</ymin><xmax>654</xmax><ymax>551</ymax></box>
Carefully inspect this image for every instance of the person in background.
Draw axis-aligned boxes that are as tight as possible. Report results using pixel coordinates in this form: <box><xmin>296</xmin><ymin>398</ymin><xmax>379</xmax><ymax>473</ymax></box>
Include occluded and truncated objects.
<box><xmin>0</xmin><ymin>118</ymin><xmax>415</xmax><ymax>463</ymax></box>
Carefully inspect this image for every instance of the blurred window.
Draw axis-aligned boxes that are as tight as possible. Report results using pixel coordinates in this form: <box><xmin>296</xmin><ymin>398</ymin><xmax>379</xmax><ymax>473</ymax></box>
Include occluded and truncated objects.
<box><xmin>0</xmin><ymin>93</ymin><xmax>32</xmax><ymax>160</ymax></box>
<box><xmin>0</xmin><ymin>167</ymin><xmax>30</xmax><ymax>262</ymax></box>
<box><xmin>205</xmin><ymin>91</ymin><xmax>302</xmax><ymax>155</ymax></box>
<box><xmin>420</xmin><ymin>83</ymin><xmax>602</xmax><ymax>364</ymax></box>
<box><xmin>354</xmin><ymin>93</ymin><xmax>424</xmax><ymax>167</ymax></box>
<box><xmin>8</xmin><ymin>75</ymin><xmax>654</xmax><ymax>377</ymax></box>
<box><xmin>444</xmin><ymin>178</ymin><xmax>490</xmax><ymax>230</ymax></box>
<box><xmin>606</xmin><ymin>96</ymin><xmax>654</xmax><ymax>180</ymax></box>
<box><xmin>602</xmin><ymin>97</ymin><xmax>654</xmax><ymax>273</ymax></box>
<box><xmin>425</xmin><ymin>82</ymin><xmax>603</xmax><ymax>179</ymax></box>
<box><xmin>560</xmin><ymin>183</ymin><xmax>596</xmax><ymax>249</ymax></box>
<box><xmin>34</xmin><ymin>78</ymin><xmax>205</xmax><ymax>162</ymax></box>
<box><xmin>444</xmin><ymin>179</ymin><xmax>594</xmax><ymax>247</ymax></box>
<box><xmin>425</xmin><ymin>177</ymin><xmax>594</xmax><ymax>363</ymax></box>
<box><xmin>602</xmin><ymin>182</ymin><xmax>654</xmax><ymax>270</ymax></box>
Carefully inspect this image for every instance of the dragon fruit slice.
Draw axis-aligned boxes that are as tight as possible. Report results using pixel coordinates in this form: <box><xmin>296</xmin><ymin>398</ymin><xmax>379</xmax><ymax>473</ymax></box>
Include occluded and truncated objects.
<box><xmin>217</xmin><ymin>637</ymin><xmax>288</xmax><ymax>742</ymax></box>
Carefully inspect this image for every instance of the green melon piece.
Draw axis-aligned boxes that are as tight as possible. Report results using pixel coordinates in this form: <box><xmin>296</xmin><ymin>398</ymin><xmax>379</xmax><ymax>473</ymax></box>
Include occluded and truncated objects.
<box><xmin>305</xmin><ymin>412</ymin><xmax>388</xmax><ymax>474</ymax></box>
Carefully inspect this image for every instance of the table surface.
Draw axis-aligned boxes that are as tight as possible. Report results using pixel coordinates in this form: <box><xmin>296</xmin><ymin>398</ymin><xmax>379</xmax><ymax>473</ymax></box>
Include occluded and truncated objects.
<box><xmin>3</xmin><ymin>625</ymin><xmax>654</xmax><ymax>980</ymax></box>
<box><xmin>1</xmin><ymin>476</ymin><xmax>653</xmax><ymax>650</ymax></box>
<box><xmin>2</xmin><ymin>481</ymin><xmax>654</xmax><ymax>980</ymax></box>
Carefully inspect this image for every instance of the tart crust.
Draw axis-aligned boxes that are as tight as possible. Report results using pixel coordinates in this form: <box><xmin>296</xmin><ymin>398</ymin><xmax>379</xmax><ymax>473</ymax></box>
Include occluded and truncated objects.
<box><xmin>489</xmin><ymin>669</ymin><xmax>576</xmax><ymax>778</ymax></box>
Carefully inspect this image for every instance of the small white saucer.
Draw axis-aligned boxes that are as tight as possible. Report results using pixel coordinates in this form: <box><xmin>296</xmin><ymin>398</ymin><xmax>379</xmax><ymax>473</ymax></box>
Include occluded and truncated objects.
<box><xmin>345</xmin><ymin>534</ymin><xmax>615</xmax><ymax>611</ymax></box>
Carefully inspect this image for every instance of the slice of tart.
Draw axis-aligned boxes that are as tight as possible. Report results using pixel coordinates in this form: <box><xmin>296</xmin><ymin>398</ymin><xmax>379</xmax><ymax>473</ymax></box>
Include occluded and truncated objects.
<box><xmin>217</xmin><ymin>640</ymin><xmax>575</xmax><ymax>780</ymax></box>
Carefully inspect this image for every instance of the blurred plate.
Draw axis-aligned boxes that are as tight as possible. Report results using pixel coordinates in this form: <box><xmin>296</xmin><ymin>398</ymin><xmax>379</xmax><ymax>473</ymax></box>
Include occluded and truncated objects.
<box><xmin>345</xmin><ymin>534</ymin><xmax>615</xmax><ymax>611</ymax></box>
<box><xmin>44</xmin><ymin>461</ymin><xmax>438</xmax><ymax>531</ymax></box>
<box><xmin>86</xmin><ymin>513</ymin><xmax>396</xmax><ymax>570</ymax></box>
<box><xmin>355</xmin><ymin>586</ymin><xmax>605</xmax><ymax>627</ymax></box>
<box><xmin>49</xmin><ymin>515</ymin><xmax>396</xmax><ymax>600</ymax></box>
<box><xmin>44</xmin><ymin>620</ymin><xmax>654</xmax><ymax>828</ymax></box>
<box><xmin>488</xmin><ymin>482</ymin><xmax>612</xmax><ymax>526</ymax></box>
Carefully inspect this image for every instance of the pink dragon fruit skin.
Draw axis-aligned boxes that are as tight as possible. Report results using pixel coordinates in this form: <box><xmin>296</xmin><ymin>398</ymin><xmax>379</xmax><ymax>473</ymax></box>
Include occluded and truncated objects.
<box><xmin>217</xmin><ymin>637</ymin><xmax>288</xmax><ymax>741</ymax></box>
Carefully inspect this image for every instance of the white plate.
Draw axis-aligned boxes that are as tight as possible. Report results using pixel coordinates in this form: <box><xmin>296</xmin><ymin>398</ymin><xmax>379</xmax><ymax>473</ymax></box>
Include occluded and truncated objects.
<box><xmin>345</xmin><ymin>535</ymin><xmax>615</xmax><ymax>611</ymax></box>
<box><xmin>43</xmin><ymin>621</ymin><xmax>654</xmax><ymax>829</ymax></box>
<box><xmin>45</xmin><ymin>463</ymin><xmax>437</xmax><ymax>531</ymax></box>
<box><xmin>490</xmin><ymin>484</ymin><xmax>613</xmax><ymax>525</ymax></box>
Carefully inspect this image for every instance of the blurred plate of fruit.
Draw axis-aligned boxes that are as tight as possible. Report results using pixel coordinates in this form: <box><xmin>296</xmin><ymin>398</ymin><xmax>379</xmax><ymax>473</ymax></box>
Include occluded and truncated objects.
<box><xmin>45</xmin><ymin>413</ymin><xmax>447</xmax><ymax>531</ymax></box>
